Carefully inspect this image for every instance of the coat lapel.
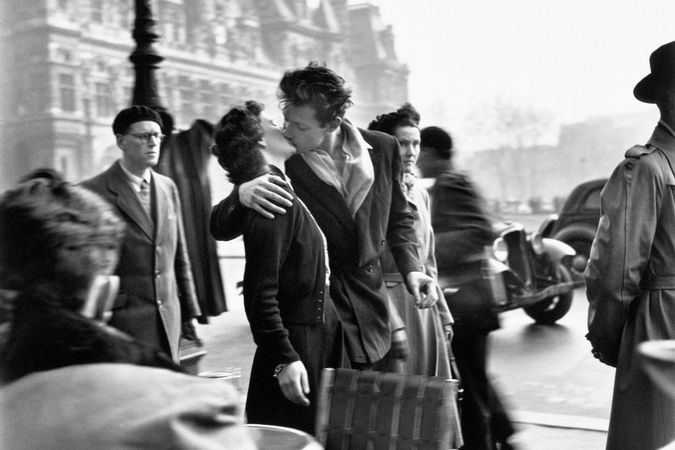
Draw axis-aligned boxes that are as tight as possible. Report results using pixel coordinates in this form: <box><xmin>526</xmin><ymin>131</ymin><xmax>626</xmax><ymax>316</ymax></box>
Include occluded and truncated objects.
<box><xmin>107</xmin><ymin>162</ymin><xmax>154</xmax><ymax>240</ymax></box>
<box><xmin>353</xmin><ymin>145</ymin><xmax>381</xmax><ymax>220</ymax></box>
<box><xmin>153</xmin><ymin>173</ymin><xmax>171</xmax><ymax>243</ymax></box>
<box><xmin>287</xmin><ymin>155</ymin><xmax>355</xmax><ymax>232</ymax></box>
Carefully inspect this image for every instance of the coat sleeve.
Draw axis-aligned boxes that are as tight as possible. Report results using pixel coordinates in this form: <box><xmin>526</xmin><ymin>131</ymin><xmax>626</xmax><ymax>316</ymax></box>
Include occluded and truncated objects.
<box><xmin>242</xmin><ymin>212</ymin><xmax>300</xmax><ymax>364</ymax></box>
<box><xmin>210</xmin><ymin>188</ymin><xmax>245</xmax><ymax>241</ymax></box>
<box><xmin>385</xmin><ymin>137</ymin><xmax>423</xmax><ymax>277</ymax></box>
<box><xmin>584</xmin><ymin>154</ymin><xmax>662</xmax><ymax>364</ymax></box>
<box><xmin>172</xmin><ymin>183</ymin><xmax>201</xmax><ymax>319</ymax></box>
<box><xmin>432</xmin><ymin>172</ymin><xmax>493</xmax><ymax>271</ymax></box>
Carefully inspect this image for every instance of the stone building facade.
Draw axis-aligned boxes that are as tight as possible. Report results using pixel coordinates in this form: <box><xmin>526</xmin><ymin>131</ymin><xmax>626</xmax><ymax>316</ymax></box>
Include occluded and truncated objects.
<box><xmin>0</xmin><ymin>0</ymin><xmax>409</xmax><ymax>189</ymax></box>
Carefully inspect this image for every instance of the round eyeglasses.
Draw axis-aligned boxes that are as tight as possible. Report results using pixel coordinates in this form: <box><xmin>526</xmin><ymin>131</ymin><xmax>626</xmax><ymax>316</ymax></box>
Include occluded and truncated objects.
<box><xmin>127</xmin><ymin>132</ymin><xmax>166</xmax><ymax>143</ymax></box>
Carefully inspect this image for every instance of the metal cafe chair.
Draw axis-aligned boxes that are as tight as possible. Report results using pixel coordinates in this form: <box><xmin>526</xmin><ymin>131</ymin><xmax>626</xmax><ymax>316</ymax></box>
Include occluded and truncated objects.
<box><xmin>315</xmin><ymin>368</ymin><xmax>462</xmax><ymax>450</ymax></box>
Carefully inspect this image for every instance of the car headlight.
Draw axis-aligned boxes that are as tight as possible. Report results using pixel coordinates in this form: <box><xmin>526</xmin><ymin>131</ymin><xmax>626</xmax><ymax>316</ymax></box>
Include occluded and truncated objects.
<box><xmin>492</xmin><ymin>237</ymin><xmax>508</xmax><ymax>262</ymax></box>
<box><xmin>531</xmin><ymin>233</ymin><xmax>544</xmax><ymax>255</ymax></box>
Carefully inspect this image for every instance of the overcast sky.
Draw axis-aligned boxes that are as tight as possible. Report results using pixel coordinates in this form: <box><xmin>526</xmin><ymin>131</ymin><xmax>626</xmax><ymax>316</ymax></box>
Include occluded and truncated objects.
<box><xmin>348</xmin><ymin>0</ymin><xmax>675</xmax><ymax>150</ymax></box>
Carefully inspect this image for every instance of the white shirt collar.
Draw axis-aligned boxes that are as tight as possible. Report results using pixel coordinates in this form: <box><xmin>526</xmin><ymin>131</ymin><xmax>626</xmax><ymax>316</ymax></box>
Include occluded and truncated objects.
<box><xmin>118</xmin><ymin>159</ymin><xmax>151</xmax><ymax>190</ymax></box>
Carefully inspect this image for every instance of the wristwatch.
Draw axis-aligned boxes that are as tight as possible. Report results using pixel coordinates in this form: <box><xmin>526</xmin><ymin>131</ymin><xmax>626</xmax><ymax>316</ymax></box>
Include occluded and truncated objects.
<box><xmin>273</xmin><ymin>363</ymin><xmax>288</xmax><ymax>378</ymax></box>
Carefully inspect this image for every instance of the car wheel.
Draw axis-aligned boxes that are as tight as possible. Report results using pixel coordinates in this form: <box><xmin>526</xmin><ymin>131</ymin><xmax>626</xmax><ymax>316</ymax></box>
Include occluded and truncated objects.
<box><xmin>565</xmin><ymin>238</ymin><xmax>592</xmax><ymax>280</ymax></box>
<box><xmin>523</xmin><ymin>264</ymin><xmax>574</xmax><ymax>324</ymax></box>
<box><xmin>553</xmin><ymin>225</ymin><xmax>595</xmax><ymax>281</ymax></box>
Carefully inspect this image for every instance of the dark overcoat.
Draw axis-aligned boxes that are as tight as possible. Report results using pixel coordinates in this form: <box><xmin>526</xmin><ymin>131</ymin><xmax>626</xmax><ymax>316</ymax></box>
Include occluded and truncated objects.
<box><xmin>282</xmin><ymin>128</ymin><xmax>419</xmax><ymax>364</ymax></box>
<box><xmin>157</xmin><ymin>120</ymin><xmax>227</xmax><ymax>319</ymax></box>
<box><xmin>82</xmin><ymin>161</ymin><xmax>200</xmax><ymax>361</ymax></box>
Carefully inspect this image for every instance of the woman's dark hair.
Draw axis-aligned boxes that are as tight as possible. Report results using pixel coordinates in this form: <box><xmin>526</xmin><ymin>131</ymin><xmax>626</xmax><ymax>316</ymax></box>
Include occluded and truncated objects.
<box><xmin>278</xmin><ymin>61</ymin><xmax>353</xmax><ymax>126</ymax></box>
<box><xmin>367</xmin><ymin>103</ymin><xmax>421</xmax><ymax>136</ymax></box>
<box><xmin>212</xmin><ymin>101</ymin><xmax>268</xmax><ymax>185</ymax></box>
<box><xmin>0</xmin><ymin>175</ymin><xmax>124</xmax><ymax>302</ymax></box>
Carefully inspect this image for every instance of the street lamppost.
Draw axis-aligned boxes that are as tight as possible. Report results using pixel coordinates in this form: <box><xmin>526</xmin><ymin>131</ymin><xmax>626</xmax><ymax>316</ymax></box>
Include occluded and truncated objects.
<box><xmin>130</xmin><ymin>0</ymin><xmax>174</xmax><ymax>137</ymax></box>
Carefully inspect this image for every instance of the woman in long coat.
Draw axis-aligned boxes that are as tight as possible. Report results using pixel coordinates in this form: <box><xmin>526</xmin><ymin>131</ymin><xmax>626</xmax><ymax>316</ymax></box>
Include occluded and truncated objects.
<box><xmin>368</xmin><ymin>104</ymin><xmax>454</xmax><ymax>377</ymax></box>
<box><xmin>586</xmin><ymin>43</ymin><xmax>675</xmax><ymax>449</ymax></box>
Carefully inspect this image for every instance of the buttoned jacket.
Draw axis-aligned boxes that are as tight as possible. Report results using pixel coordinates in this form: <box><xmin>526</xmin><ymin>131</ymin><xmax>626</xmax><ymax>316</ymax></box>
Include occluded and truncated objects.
<box><xmin>82</xmin><ymin>161</ymin><xmax>200</xmax><ymax>361</ymax></box>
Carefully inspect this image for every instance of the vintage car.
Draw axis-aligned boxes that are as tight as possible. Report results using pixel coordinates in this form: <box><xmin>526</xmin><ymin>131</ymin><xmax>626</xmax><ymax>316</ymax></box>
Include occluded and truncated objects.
<box><xmin>541</xmin><ymin>178</ymin><xmax>607</xmax><ymax>278</ymax></box>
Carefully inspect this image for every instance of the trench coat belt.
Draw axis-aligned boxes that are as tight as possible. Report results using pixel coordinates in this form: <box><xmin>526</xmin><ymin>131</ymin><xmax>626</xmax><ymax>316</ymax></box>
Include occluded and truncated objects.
<box><xmin>643</xmin><ymin>274</ymin><xmax>675</xmax><ymax>290</ymax></box>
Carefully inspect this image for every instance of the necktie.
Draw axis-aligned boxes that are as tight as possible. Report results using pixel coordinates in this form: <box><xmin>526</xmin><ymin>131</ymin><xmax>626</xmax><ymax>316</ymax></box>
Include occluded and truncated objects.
<box><xmin>139</xmin><ymin>179</ymin><xmax>152</xmax><ymax>218</ymax></box>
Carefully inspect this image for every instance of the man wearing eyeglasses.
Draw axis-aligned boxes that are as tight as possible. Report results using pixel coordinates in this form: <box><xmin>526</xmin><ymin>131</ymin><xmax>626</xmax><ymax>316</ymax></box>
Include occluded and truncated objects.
<box><xmin>81</xmin><ymin>105</ymin><xmax>201</xmax><ymax>364</ymax></box>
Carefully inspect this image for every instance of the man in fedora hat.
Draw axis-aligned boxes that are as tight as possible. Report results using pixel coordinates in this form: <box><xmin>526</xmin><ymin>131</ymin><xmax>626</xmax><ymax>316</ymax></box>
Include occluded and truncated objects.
<box><xmin>585</xmin><ymin>41</ymin><xmax>675</xmax><ymax>450</ymax></box>
<box><xmin>82</xmin><ymin>105</ymin><xmax>201</xmax><ymax>364</ymax></box>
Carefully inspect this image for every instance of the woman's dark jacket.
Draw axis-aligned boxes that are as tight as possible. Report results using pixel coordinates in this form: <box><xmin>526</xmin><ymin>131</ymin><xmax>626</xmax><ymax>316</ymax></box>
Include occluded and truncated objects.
<box><xmin>1</xmin><ymin>294</ymin><xmax>181</xmax><ymax>383</ymax></box>
<box><xmin>234</xmin><ymin>175</ymin><xmax>328</xmax><ymax>363</ymax></box>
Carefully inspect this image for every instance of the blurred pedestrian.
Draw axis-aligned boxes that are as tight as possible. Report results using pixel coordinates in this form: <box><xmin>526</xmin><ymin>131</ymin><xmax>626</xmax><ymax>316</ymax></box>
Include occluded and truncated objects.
<box><xmin>585</xmin><ymin>40</ymin><xmax>675</xmax><ymax>450</ymax></box>
<box><xmin>210</xmin><ymin>62</ymin><xmax>437</xmax><ymax>369</ymax></box>
<box><xmin>367</xmin><ymin>103</ymin><xmax>454</xmax><ymax>377</ymax></box>
<box><xmin>419</xmin><ymin>126</ymin><xmax>516</xmax><ymax>450</ymax></box>
<box><xmin>0</xmin><ymin>171</ymin><xmax>181</xmax><ymax>383</ymax></box>
<box><xmin>211</xmin><ymin>101</ymin><xmax>342</xmax><ymax>434</ymax></box>
<box><xmin>81</xmin><ymin>106</ymin><xmax>201</xmax><ymax>363</ymax></box>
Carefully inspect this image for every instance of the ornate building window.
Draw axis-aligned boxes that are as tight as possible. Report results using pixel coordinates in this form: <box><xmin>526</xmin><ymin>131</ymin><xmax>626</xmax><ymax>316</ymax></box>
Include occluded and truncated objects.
<box><xmin>213</xmin><ymin>0</ymin><xmax>228</xmax><ymax>46</ymax></box>
<box><xmin>178</xmin><ymin>78</ymin><xmax>195</xmax><ymax>122</ymax></box>
<box><xmin>122</xmin><ymin>86</ymin><xmax>133</xmax><ymax>107</ymax></box>
<box><xmin>91</xmin><ymin>0</ymin><xmax>104</xmax><ymax>23</ymax></box>
<box><xmin>57</xmin><ymin>0</ymin><xmax>71</xmax><ymax>11</ymax></box>
<box><xmin>197</xmin><ymin>80</ymin><xmax>214</xmax><ymax>120</ymax></box>
<box><xmin>162</xmin><ymin>4</ymin><xmax>187</xmax><ymax>45</ymax></box>
<box><xmin>95</xmin><ymin>82</ymin><xmax>113</xmax><ymax>118</ymax></box>
<box><xmin>58</xmin><ymin>73</ymin><xmax>77</xmax><ymax>112</ymax></box>
<box><xmin>118</xmin><ymin>0</ymin><xmax>134</xmax><ymax>29</ymax></box>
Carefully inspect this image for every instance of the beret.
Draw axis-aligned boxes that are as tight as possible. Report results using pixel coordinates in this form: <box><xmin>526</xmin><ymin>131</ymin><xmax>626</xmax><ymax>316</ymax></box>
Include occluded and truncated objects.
<box><xmin>112</xmin><ymin>105</ymin><xmax>163</xmax><ymax>135</ymax></box>
<box><xmin>420</xmin><ymin>126</ymin><xmax>453</xmax><ymax>151</ymax></box>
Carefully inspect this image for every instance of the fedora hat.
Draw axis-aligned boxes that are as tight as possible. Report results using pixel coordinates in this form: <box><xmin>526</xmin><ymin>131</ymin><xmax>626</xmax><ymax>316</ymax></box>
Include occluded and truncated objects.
<box><xmin>634</xmin><ymin>41</ymin><xmax>675</xmax><ymax>104</ymax></box>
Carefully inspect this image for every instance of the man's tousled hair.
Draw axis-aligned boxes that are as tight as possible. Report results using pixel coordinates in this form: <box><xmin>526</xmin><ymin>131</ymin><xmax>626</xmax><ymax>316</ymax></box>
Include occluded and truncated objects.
<box><xmin>278</xmin><ymin>61</ymin><xmax>353</xmax><ymax>125</ymax></box>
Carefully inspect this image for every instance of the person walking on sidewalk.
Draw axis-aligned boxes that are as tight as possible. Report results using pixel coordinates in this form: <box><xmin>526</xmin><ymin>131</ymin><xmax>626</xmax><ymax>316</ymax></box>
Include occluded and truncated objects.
<box><xmin>585</xmin><ymin>40</ymin><xmax>675</xmax><ymax>450</ymax></box>
<box><xmin>418</xmin><ymin>125</ymin><xmax>516</xmax><ymax>450</ymax></box>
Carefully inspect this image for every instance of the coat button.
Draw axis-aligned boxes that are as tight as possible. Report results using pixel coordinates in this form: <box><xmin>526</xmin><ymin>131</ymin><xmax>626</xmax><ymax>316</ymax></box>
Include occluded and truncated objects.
<box><xmin>380</xmin><ymin>239</ymin><xmax>385</xmax><ymax>246</ymax></box>
<box><xmin>156</xmin><ymin>300</ymin><xmax>162</xmax><ymax>306</ymax></box>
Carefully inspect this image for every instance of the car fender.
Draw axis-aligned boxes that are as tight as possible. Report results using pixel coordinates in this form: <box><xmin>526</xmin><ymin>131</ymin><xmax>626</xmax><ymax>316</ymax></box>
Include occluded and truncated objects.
<box><xmin>538</xmin><ymin>213</ymin><xmax>559</xmax><ymax>237</ymax></box>
<box><xmin>542</xmin><ymin>238</ymin><xmax>575</xmax><ymax>263</ymax></box>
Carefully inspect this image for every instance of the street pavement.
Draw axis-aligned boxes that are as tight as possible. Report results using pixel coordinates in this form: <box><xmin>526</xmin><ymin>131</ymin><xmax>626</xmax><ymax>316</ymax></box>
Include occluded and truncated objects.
<box><xmin>195</xmin><ymin>258</ymin><xmax>610</xmax><ymax>449</ymax></box>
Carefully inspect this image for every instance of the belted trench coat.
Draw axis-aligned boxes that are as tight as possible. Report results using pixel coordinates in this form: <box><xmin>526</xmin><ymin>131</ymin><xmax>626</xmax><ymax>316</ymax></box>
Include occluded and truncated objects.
<box><xmin>585</xmin><ymin>122</ymin><xmax>675</xmax><ymax>450</ymax></box>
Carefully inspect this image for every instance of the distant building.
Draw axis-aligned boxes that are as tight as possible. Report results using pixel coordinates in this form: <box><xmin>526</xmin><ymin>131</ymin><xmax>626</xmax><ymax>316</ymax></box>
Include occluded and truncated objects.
<box><xmin>464</xmin><ymin>110</ymin><xmax>658</xmax><ymax>212</ymax></box>
<box><xmin>0</xmin><ymin>0</ymin><xmax>408</xmax><ymax>188</ymax></box>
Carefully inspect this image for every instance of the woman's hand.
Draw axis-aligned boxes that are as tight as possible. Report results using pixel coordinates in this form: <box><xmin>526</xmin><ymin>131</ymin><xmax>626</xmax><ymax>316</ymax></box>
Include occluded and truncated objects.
<box><xmin>276</xmin><ymin>361</ymin><xmax>310</xmax><ymax>406</ymax></box>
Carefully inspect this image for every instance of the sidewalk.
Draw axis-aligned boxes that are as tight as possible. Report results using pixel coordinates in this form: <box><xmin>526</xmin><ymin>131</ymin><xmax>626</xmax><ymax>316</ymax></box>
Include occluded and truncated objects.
<box><xmin>196</xmin><ymin>291</ymin><xmax>608</xmax><ymax>450</ymax></box>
